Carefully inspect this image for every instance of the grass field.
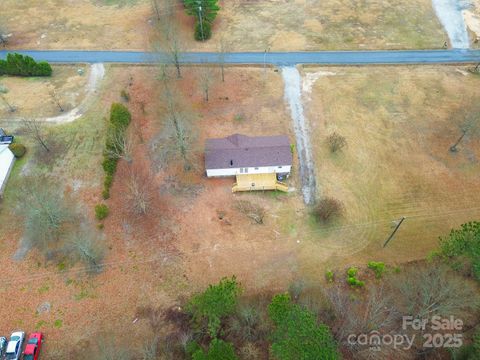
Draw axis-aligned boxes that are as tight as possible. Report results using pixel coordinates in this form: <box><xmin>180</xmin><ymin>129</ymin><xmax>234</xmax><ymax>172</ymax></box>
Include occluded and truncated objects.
<box><xmin>0</xmin><ymin>65</ymin><xmax>88</xmax><ymax>118</ymax></box>
<box><xmin>299</xmin><ymin>65</ymin><xmax>480</xmax><ymax>276</ymax></box>
<box><xmin>2</xmin><ymin>0</ymin><xmax>447</xmax><ymax>51</ymax></box>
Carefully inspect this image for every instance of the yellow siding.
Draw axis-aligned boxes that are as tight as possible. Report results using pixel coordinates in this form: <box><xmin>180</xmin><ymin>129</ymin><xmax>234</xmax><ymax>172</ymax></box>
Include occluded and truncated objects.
<box><xmin>232</xmin><ymin>173</ymin><xmax>288</xmax><ymax>193</ymax></box>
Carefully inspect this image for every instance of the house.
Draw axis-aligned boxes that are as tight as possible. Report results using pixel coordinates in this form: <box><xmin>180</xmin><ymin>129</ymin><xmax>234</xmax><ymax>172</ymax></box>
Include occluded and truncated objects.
<box><xmin>0</xmin><ymin>145</ymin><xmax>15</xmax><ymax>197</ymax></box>
<box><xmin>205</xmin><ymin>134</ymin><xmax>292</xmax><ymax>192</ymax></box>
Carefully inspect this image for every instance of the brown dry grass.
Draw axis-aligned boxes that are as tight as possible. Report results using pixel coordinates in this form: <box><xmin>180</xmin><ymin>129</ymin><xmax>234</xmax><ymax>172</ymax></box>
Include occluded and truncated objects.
<box><xmin>0</xmin><ymin>65</ymin><xmax>88</xmax><ymax>118</ymax></box>
<box><xmin>1</xmin><ymin>0</ymin><xmax>151</xmax><ymax>50</ymax></box>
<box><xmin>300</xmin><ymin>65</ymin><xmax>480</xmax><ymax>276</ymax></box>
<box><xmin>2</xmin><ymin>0</ymin><xmax>446</xmax><ymax>51</ymax></box>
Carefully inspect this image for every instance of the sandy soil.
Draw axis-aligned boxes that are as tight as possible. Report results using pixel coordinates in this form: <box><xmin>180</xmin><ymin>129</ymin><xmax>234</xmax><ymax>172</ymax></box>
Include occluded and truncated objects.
<box><xmin>2</xmin><ymin>0</ymin><xmax>446</xmax><ymax>51</ymax></box>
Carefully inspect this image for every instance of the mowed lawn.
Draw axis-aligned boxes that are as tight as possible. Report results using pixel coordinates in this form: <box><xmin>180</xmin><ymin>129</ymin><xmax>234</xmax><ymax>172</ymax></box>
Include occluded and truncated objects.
<box><xmin>299</xmin><ymin>66</ymin><xmax>480</xmax><ymax>271</ymax></box>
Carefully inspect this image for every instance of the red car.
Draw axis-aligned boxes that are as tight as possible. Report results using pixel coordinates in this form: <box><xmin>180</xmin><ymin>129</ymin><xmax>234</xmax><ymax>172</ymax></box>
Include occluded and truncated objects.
<box><xmin>23</xmin><ymin>333</ymin><xmax>43</xmax><ymax>360</ymax></box>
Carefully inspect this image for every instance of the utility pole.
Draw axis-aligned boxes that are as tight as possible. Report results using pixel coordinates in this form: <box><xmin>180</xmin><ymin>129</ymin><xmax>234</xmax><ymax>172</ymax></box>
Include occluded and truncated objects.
<box><xmin>383</xmin><ymin>216</ymin><xmax>406</xmax><ymax>248</ymax></box>
<box><xmin>263</xmin><ymin>46</ymin><xmax>270</xmax><ymax>81</ymax></box>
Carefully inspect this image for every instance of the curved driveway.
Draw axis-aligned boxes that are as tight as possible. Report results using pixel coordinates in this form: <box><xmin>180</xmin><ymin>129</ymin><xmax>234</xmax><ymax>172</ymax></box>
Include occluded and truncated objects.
<box><xmin>2</xmin><ymin>49</ymin><xmax>480</xmax><ymax>65</ymax></box>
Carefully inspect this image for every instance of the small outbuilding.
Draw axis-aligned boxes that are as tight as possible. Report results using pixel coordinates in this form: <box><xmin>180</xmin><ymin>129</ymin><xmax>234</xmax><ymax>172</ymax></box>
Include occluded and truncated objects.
<box><xmin>0</xmin><ymin>145</ymin><xmax>15</xmax><ymax>197</ymax></box>
<box><xmin>205</xmin><ymin>134</ymin><xmax>292</xmax><ymax>192</ymax></box>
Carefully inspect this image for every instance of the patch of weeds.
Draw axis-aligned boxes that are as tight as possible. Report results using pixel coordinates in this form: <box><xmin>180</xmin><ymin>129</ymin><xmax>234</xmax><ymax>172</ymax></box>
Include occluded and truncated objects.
<box><xmin>54</xmin><ymin>319</ymin><xmax>63</xmax><ymax>328</ymax></box>
<box><xmin>325</xmin><ymin>270</ymin><xmax>334</xmax><ymax>283</ymax></box>
<box><xmin>65</xmin><ymin>278</ymin><xmax>74</xmax><ymax>286</ymax></box>
<box><xmin>346</xmin><ymin>267</ymin><xmax>364</xmax><ymax>288</ymax></box>
<box><xmin>367</xmin><ymin>261</ymin><xmax>385</xmax><ymax>279</ymax></box>
<box><xmin>38</xmin><ymin>284</ymin><xmax>50</xmax><ymax>294</ymax></box>
<box><xmin>74</xmin><ymin>288</ymin><xmax>90</xmax><ymax>301</ymax></box>
<box><xmin>57</xmin><ymin>261</ymin><xmax>66</xmax><ymax>271</ymax></box>
<box><xmin>233</xmin><ymin>113</ymin><xmax>245</xmax><ymax>122</ymax></box>
<box><xmin>35</xmin><ymin>320</ymin><xmax>47</xmax><ymax>330</ymax></box>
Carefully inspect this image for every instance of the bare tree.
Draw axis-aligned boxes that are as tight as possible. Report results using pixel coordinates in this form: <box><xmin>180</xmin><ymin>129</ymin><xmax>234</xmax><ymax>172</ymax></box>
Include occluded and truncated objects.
<box><xmin>67</xmin><ymin>222</ymin><xmax>105</xmax><ymax>273</ymax></box>
<box><xmin>326</xmin><ymin>132</ymin><xmax>347</xmax><ymax>153</ymax></box>
<box><xmin>17</xmin><ymin>176</ymin><xmax>75</xmax><ymax>254</ymax></box>
<box><xmin>49</xmin><ymin>87</ymin><xmax>64</xmax><ymax>112</ymax></box>
<box><xmin>393</xmin><ymin>265</ymin><xmax>478</xmax><ymax>320</ymax></box>
<box><xmin>234</xmin><ymin>200</ymin><xmax>266</xmax><ymax>224</ymax></box>
<box><xmin>218</xmin><ymin>37</ymin><xmax>229</xmax><ymax>82</ymax></box>
<box><xmin>163</xmin><ymin>89</ymin><xmax>193</xmax><ymax>170</ymax></box>
<box><xmin>105</xmin><ymin>130</ymin><xmax>135</xmax><ymax>163</ymax></box>
<box><xmin>155</xmin><ymin>10</ymin><xmax>183</xmax><ymax>79</ymax></box>
<box><xmin>22</xmin><ymin>118</ymin><xmax>50</xmax><ymax>152</ymax></box>
<box><xmin>124</xmin><ymin>163</ymin><xmax>154</xmax><ymax>216</ymax></box>
<box><xmin>0</xmin><ymin>94</ymin><xmax>15</xmax><ymax>112</ymax></box>
<box><xmin>199</xmin><ymin>65</ymin><xmax>213</xmax><ymax>102</ymax></box>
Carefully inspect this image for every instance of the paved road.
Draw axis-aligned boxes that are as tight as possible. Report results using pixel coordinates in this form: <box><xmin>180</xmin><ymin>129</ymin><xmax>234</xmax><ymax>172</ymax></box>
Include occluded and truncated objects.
<box><xmin>2</xmin><ymin>49</ymin><xmax>480</xmax><ymax>65</ymax></box>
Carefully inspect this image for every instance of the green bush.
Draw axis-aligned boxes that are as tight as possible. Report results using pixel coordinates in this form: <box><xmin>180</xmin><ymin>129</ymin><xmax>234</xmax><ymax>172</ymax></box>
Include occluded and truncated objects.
<box><xmin>0</xmin><ymin>53</ymin><xmax>52</xmax><ymax>76</ymax></box>
<box><xmin>325</xmin><ymin>270</ymin><xmax>334</xmax><ymax>283</ymax></box>
<box><xmin>102</xmin><ymin>157</ymin><xmax>118</xmax><ymax>175</ymax></box>
<box><xmin>346</xmin><ymin>267</ymin><xmax>364</xmax><ymax>287</ymax></box>
<box><xmin>110</xmin><ymin>103</ymin><xmax>131</xmax><ymax>130</ymax></box>
<box><xmin>102</xmin><ymin>188</ymin><xmax>110</xmax><ymax>200</ymax></box>
<box><xmin>367</xmin><ymin>261</ymin><xmax>385</xmax><ymax>279</ymax></box>
<box><xmin>95</xmin><ymin>204</ymin><xmax>109</xmax><ymax>220</ymax></box>
<box><xmin>194</xmin><ymin>21</ymin><xmax>212</xmax><ymax>41</ymax></box>
<box><xmin>346</xmin><ymin>267</ymin><xmax>358</xmax><ymax>277</ymax></box>
<box><xmin>9</xmin><ymin>143</ymin><xmax>26</xmax><ymax>158</ymax></box>
<box><xmin>100</xmin><ymin>103</ymin><xmax>131</xmax><ymax>201</ymax></box>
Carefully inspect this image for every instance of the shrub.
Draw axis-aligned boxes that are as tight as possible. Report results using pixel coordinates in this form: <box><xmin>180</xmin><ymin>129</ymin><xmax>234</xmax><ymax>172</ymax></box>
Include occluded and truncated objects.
<box><xmin>110</xmin><ymin>103</ymin><xmax>131</xmax><ymax>130</ymax></box>
<box><xmin>325</xmin><ymin>270</ymin><xmax>334</xmax><ymax>283</ymax></box>
<box><xmin>313</xmin><ymin>197</ymin><xmax>344</xmax><ymax>222</ymax></box>
<box><xmin>367</xmin><ymin>261</ymin><xmax>386</xmax><ymax>279</ymax></box>
<box><xmin>347</xmin><ymin>267</ymin><xmax>358</xmax><ymax>277</ymax></box>
<box><xmin>326</xmin><ymin>132</ymin><xmax>347</xmax><ymax>153</ymax></box>
<box><xmin>102</xmin><ymin>157</ymin><xmax>118</xmax><ymax>176</ymax></box>
<box><xmin>95</xmin><ymin>204</ymin><xmax>109</xmax><ymax>220</ymax></box>
<box><xmin>102</xmin><ymin>188</ymin><xmax>110</xmax><ymax>200</ymax></box>
<box><xmin>0</xmin><ymin>53</ymin><xmax>52</xmax><ymax>77</ymax></box>
<box><xmin>104</xmin><ymin>174</ymin><xmax>113</xmax><ymax>189</ymax></box>
<box><xmin>346</xmin><ymin>267</ymin><xmax>364</xmax><ymax>287</ymax></box>
<box><xmin>9</xmin><ymin>143</ymin><xmax>26</xmax><ymax>158</ymax></box>
<box><xmin>194</xmin><ymin>21</ymin><xmax>212</xmax><ymax>41</ymax></box>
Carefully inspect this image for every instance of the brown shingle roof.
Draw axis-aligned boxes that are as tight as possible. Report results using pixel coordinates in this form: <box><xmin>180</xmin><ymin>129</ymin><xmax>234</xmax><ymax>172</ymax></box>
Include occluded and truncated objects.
<box><xmin>205</xmin><ymin>134</ymin><xmax>292</xmax><ymax>170</ymax></box>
